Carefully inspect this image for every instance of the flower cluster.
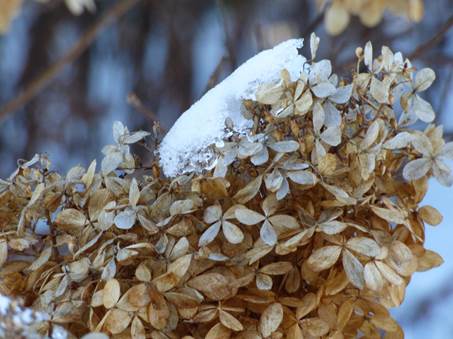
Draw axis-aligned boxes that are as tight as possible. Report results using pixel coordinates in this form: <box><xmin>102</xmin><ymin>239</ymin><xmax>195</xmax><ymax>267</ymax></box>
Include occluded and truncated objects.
<box><xmin>0</xmin><ymin>34</ymin><xmax>450</xmax><ymax>338</ymax></box>
<box><xmin>319</xmin><ymin>0</ymin><xmax>424</xmax><ymax>35</ymax></box>
<box><xmin>0</xmin><ymin>0</ymin><xmax>95</xmax><ymax>34</ymax></box>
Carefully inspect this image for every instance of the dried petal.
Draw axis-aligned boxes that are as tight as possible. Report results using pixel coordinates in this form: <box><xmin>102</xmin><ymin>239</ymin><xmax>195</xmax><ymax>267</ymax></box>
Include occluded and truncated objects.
<box><xmin>260</xmin><ymin>303</ymin><xmax>283</xmax><ymax>337</ymax></box>
<box><xmin>342</xmin><ymin>249</ymin><xmax>365</xmax><ymax>289</ymax></box>
<box><xmin>418</xmin><ymin>205</ymin><xmax>443</xmax><ymax>226</ymax></box>
<box><xmin>307</xmin><ymin>245</ymin><xmax>342</xmax><ymax>272</ymax></box>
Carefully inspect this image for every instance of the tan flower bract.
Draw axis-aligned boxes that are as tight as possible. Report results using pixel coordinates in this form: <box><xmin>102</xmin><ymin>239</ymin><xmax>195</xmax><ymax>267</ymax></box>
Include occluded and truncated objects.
<box><xmin>0</xmin><ymin>35</ymin><xmax>450</xmax><ymax>338</ymax></box>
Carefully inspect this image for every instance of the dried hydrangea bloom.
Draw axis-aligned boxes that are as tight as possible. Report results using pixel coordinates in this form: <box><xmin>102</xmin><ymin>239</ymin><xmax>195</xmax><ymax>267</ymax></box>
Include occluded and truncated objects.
<box><xmin>0</xmin><ymin>0</ymin><xmax>22</xmax><ymax>34</ymax></box>
<box><xmin>64</xmin><ymin>0</ymin><xmax>96</xmax><ymax>15</ymax></box>
<box><xmin>320</xmin><ymin>0</ymin><xmax>424</xmax><ymax>35</ymax></box>
<box><xmin>0</xmin><ymin>36</ymin><xmax>450</xmax><ymax>338</ymax></box>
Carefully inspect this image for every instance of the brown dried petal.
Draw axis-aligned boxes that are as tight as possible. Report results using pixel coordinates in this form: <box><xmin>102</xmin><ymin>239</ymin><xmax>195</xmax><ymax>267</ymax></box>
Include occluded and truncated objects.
<box><xmin>301</xmin><ymin>317</ymin><xmax>330</xmax><ymax>337</ymax></box>
<box><xmin>307</xmin><ymin>245</ymin><xmax>342</xmax><ymax>272</ymax></box>
<box><xmin>346</xmin><ymin>237</ymin><xmax>380</xmax><ymax>257</ymax></box>
<box><xmin>364</xmin><ymin>262</ymin><xmax>384</xmax><ymax>291</ymax></box>
<box><xmin>55</xmin><ymin>208</ymin><xmax>87</xmax><ymax>233</ymax></box>
<box><xmin>205</xmin><ymin>323</ymin><xmax>232</xmax><ymax>339</ymax></box>
<box><xmin>259</xmin><ymin>303</ymin><xmax>283</xmax><ymax>337</ymax></box>
<box><xmin>417</xmin><ymin>249</ymin><xmax>444</xmax><ymax>272</ymax></box>
<box><xmin>233</xmin><ymin>175</ymin><xmax>263</xmax><ymax>203</ymax></box>
<box><xmin>0</xmin><ymin>240</ymin><xmax>8</xmax><ymax>269</ymax></box>
<box><xmin>259</xmin><ymin>261</ymin><xmax>293</xmax><ymax>275</ymax></box>
<box><xmin>418</xmin><ymin>205</ymin><xmax>443</xmax><ymax>226</ymax></box>
<box><xmin>103</xmin><ymin>279</ymin><xmax>121</xmax><ymax>309</ymax></box>
<box><xmin>342</xmin><ymin>249</ymin><xmax>365</xmax><ymax>289</ymax></box>
<box><xmin>296</xmin><ymin>293</ymin><xmax>317</xmax><ymax>319</ymax></box>
<box><xmin>148</xmin><ymin>289</ymin><xmax>170</xmax><ymax>330</ymax></box>
<box><xmin>188</xmin><ymin>272</ymin><xmax>233</xmax><ymax>301</ymax></box>
<box><xmin>219</xmin><ymin>309</ymin><xmax>243</xmax><ymax>331</ymax></box>
<box><xmin>103</xmin><ymin>308</ymin><xmax>132</xmax><ymax>335</ymax></box>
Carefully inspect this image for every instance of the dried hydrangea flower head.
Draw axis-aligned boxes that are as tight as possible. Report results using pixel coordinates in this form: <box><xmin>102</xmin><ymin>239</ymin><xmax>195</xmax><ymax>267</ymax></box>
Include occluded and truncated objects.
<box><xmin>319</xmin><ymin>0</ymin><xmax>424</xmax><ymax>35</ymax></box>
<box><xmin>0</xmin><ymin>0</ymin><xmax>96</xmax><ymax>34</ymax></box>
<box><xmin>0</xmin><ymin>35</ymin><xmax>450</xmax><ymax>338</ymax></box>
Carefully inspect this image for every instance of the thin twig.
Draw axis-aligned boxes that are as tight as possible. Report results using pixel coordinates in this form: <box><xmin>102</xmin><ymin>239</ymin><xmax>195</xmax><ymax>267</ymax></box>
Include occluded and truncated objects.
<box><xmin>0</xmin><ymin>0</ymin><xmax>141</xmax><ymax>120</ymax></box>
<box><xmin>337</xmin><ymin>15</ymin><xmax>453</xmax><ymax>74</ymax></box>
<box><xmin>127</xmin><ymin>92</ymin><xmax>165</xmax><ymax>131</ymax></box>
<box><xmin>408</xmin><ymin>14</ymin><xmax>453</xmax><ymax>60</ymax></box>
<box><xmin>204</xmin><ymin>56</ymin><xmax>230</xmax><ymax>93</ymax></box>
<box><xmin>445</xmin><ymin>132</ymin><xmax>453</xmax><ymax>142</ymax></box>
<box><xmin>217</xmin><ymin>0</ymin><xmax>236</xmax><ymax>68</ymax></box>
<box><xmin>436</xmin><ymin>67</ymin><xmax>453</xmax><ymax>122</ymax></box>
<box><xmin>302</xmin><ymin>10</ymin><xmax>324</xmax><ymax>38</ymax></box>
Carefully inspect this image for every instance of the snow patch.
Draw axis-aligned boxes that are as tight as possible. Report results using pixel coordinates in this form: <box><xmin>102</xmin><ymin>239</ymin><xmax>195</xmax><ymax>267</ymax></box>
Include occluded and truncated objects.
<box><xmin>159</xmin><ymin>38</ymin><xmax>306</xmax><ymax>177</ymax></box>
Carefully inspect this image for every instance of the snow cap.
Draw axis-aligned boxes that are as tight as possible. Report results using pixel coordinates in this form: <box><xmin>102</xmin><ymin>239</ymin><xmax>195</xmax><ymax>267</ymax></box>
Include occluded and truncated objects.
<box><xmin>159</xmin><ymin>38</ymin><xmax>305</xmax><ymax>177</ymax></box>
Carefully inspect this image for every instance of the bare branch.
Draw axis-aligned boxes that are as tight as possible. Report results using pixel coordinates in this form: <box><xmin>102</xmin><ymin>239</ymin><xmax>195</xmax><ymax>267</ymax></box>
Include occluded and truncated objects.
<box><xmin>302</xmin><ymin>11</ymin><xmax>324</xmax><ymax>38</ymax></box>
<box><xmin>0</xmin><ymin>0</ymin><xmax>142</xmax><ymax>121</ymax></box>
<box><xmin>444</xmin><ymin>132</ymin><xmax>453</xmax><ymax>142</ymax></box>
<box><xmin>204</xmin><ymin>56</ymin><xmax>230</xmax><ymax>93</ymax></box>
<box><xmin>127</xmin><ymin>92</ymin><xmax>166</xmax><ymax>132</ymax></box>
<box><xmin>408</xmin><ymin>14</ymin><xmax>453</xmax><ymax>60</ymax></box>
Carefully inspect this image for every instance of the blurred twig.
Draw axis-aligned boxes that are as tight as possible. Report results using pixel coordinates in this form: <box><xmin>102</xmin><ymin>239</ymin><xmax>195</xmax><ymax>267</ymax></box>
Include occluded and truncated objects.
<box><xmin>302</xmin><ymin>11</ymin><xmax>324</xmax><ymax>38</ymax></box>
<box><xmin>436</xmin><ymin>67</ymin><xmax>453</xmax><ymax>121</ymax></box>
<box><xmin>405</xmin><ymin>272</ymin><xmax>453</xmax><ymax>323</ymax></box>
<box><xmin>408</xmin><ymin>14</ymin><xmax>453</xmax><ymax>60</ymax></box>
<box><xmin>217</xmin><ymin>0</ymin><xmax>237</xmax><ymax>69</ymax></box>
<box><xmin>0</xmin><ymin>0</ymin><xmax>142</xmax><ymax>121</ymax></box>
<box><xmin>337</xmin><ymin>14</ymin><xmax>453</xmax><ymax>75</ymax></box>
<box><xmin>445</xmin><ymin>133</ymin><xmax>453</xmax><ymax>142</ymax></box>
<box><xmin>204</xmin><ymin>56</ymin><xmax>230</xmax><ymax>93</ymax></box>
<box><xmin>127</xmin><ymin>93</ymin><xmax>166</xmax><ymax>131</ymax></box>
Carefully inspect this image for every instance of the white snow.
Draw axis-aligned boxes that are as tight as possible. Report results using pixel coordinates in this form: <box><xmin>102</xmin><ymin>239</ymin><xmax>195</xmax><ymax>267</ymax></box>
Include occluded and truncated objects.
<box><xmin>159</xmin><ymin>38</ymin><xmax>306</xmax><ymax>177</ymax></box>
<box><xmin>0</xmin><ymin>293</ymin><xmax>50</xmax><ymax>337</ymax></box>
<box><xmin>0</xmin><ymin>294</ymin><xmax>10</xmax><ymax>315</ymax></box>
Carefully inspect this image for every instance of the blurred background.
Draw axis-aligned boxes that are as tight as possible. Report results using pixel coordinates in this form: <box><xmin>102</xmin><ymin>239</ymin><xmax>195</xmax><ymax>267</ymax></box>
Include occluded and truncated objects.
<box><xmin>0</xmin><ymin>0</ymin><xmax>452</xmax><ymax>337</ymax></box>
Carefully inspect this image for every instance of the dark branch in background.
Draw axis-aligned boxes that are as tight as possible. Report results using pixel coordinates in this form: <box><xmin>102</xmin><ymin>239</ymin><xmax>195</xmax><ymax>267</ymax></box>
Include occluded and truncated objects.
<box><xmin>127</xmin><ymin>92</ymin><xmax>166</xmax><ymax>132</ymax></box>
<box><xmin>337</xmin><ymin>14</ymin><xmax>453</xmax><ymax>74</ymax></box>
<box><xmin>404</xmin><ymin>272</ymin><xmax>453</xmax><ymax>324</ymax></box>
<box><xmin>436</xmin><ymin>67</ymin><xmax>453</xmax><ymax>121</ymax></box>
<box><xmin>0</xmin><ymin>0</ymin><xmax>142</xmax><ymax>121</ymax></box>
<box><xmin>408</xmin><ymin>14</ymin><xmax>453</xmax><ymax>60</ymax></box>
<box><xmin>204</xmin><ymin>56</ymin><xmax>230</xmax><ymax>93</ymax></box>
<box><xmin>217</xmin><ymin>0</ymin><xmax>236</xmax><ymax>69</ymax></box>
<box><xmin>445</xmin><ymin>133</ymin><xmax>453</xmax><ymax>142</ymax></box>
<box><xmin>302</xmin><ymin>10</ymin><xmax>324</xmax><ymax>38</ymax></box>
